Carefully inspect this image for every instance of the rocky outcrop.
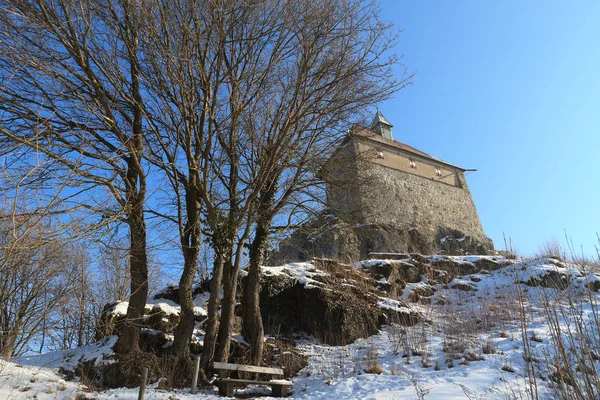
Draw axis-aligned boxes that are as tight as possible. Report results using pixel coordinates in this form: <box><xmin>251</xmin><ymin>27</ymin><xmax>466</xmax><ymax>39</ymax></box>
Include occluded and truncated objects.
<box><xmin>520</xmin><ymin>269</ymin><xmax>571</xmax><ymax>290</ymax></box>
<box><xmin>270</xmin><ymin>215</ymin><xmax>494</xmax><ymax>264</ymax></box>
<box><xmin>258</xmin><ymin>269</ymin><xmax>420</xmax><ymax>346</ymax></box>
<box><xmin>95</xmin><ymin>303</ymin><xmax>181</xmax><ymax>340</ymax></box>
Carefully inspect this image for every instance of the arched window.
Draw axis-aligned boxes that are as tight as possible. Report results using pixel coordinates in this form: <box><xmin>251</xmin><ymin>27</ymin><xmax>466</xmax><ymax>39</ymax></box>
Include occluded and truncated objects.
<box><xmin>435</xmin><ymin>168</ymin><xmax>442</xmax><ymax>177</ymax></box>
<box><xmin>409</xmin><ymin>159</ymin><xmax>417</xmax><ymax>168</ymax></box>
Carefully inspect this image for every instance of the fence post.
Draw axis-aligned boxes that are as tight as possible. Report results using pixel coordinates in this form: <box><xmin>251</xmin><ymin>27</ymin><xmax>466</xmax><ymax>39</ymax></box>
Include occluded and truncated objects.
<box><xmin>138</xmin><ymin>367</ymin><xmax>148</xmax><ymax>400</ymax></box>
<box><xmin>191</xmin><ymin>355</ymin><xmax>201</xmax><ymax>394</ymax></box>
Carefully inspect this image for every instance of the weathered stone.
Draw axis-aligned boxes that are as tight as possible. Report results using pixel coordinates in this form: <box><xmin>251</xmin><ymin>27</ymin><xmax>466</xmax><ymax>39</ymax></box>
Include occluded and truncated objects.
<box><xmin>363</xmin><ymin>260</ymin><xmax>424</xmax><ymax>284</ymax></box>
<box><xmin>521</xmin><ymin>270</ymin><xmax>570</xmax><ymax>290</ymax></box>
<box><xmin>473</xmin><ymin>258</ymin><xmax>503</xmax><ymax>272</ymax></box>
<box><xmin>145</xmin><ymin>307</ymin><xmax>179</xmax><ymax>334</ymax></box>
<box><xmin>409</xmin><ymin>253</ymin><xmax>430</xmax><ymax>264</ymax></box>
<box><xmin>260</xmin><ymin>281</ymin><xmax>382</xmax><ymax>345</ymax></box>
<box><xmin>258</xmin><ymin>263</ymin><xmax>421</xmax><ymax>345</ymax></box>
<box><xmin>271</xmin><ymin>216</ymin><xmax>492</xmax><ymax>264</ymax></box>
<box><xmin>102</xmin><ymin>352</ymin><xmax>161</xmax><ymax>388</ymax></box>
<box><xmin>586</xmin><ymin>277</ymin><xmax>600</xmax><ymax>292</ymax></box>
<box><xmin>430</xmin><ymin>259</ymin><xmax>478</xmax><ymax>276</ymax></box>
<box><xmin>424</xmin><ymin>266</ymin><xmax>452</xmax><ymax>284</ymax></box>
<box><xmin>153</xmin><ymin>282</ymin><xmax>210</xmax><ymax>303</ymax></box>
<box><xmin>94</xmin><ymin>302</ymin><xmax>125</xmax><ymax>341</ymax></box>
<box><xmin>139</xmin><ymin>329</ymin><xmax>169</xmax><ymax>354</ymax></box>
<box><xmin>449</xmin><ymin>280</ymin><xmax>477</xmax><ymax>292</ymax></box>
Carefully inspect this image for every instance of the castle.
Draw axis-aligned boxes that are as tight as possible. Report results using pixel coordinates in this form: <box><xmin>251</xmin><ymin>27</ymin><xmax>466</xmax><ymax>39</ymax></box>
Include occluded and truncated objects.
<box><xmin>274</xmin><ymin>111</ymin><xmax>493</xmax><ymax>262</ymax></box>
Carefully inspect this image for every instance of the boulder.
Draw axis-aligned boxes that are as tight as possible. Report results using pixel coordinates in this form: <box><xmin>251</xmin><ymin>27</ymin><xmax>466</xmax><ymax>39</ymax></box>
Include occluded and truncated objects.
<box><xmin>521</xmin><ymin>270</ymin><xmax>570</xmax><ymax>290</ymax></box>
<box><xmin>473</xmin><ymin>258</ymin><xmax>503</xmax><ymax>272</ymax></box>
<box><xmin>258</xmin><ymin>268</ymin><xmax>420</xmax><ymax>345</ymax></box>
<box><xmin>94</xmin><ymin>302</ymin><xmax>126</xmax><ymax>341</ymax></box>
<box><xmin>437</xmin><ymin>227</ymin><xmax>494</xmax><ymax>256</ymax></box>
<box><xmin>260</xmin><ymin>279</ymin><xmax>382</xmax><ymax>345</ymax></box>
<box><xmin>449</xmin><ymin>280</ymin><xmax>477</xmax><ymax>292</ymax></box>
<box><xmin>153</xmin><ymin>283</ymin><xmax>209</xmax><ymax>303</ymax></box>
<box><xmin>586</xmin><ymin>275</ymin><xmax>600</xmax><ymax>292</ymax></box>
<box><xmin>263</xmin><ymin>339</ymin><xmax>309</xmax><ymax>379</ymax></box>
<box><xmin>362</xmin><ymin>260</ymin><xmax>424</xmax><ymax>284</ymax></box>
<box><xmin>430</xmin><ymin>259</ymin><xmax>478</xmax><ymax>276</ymax></box>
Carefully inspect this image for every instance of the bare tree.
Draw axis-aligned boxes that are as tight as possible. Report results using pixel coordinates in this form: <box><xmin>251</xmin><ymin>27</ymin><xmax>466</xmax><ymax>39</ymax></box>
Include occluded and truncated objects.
<box><xmin>45</xmin><ymin>243</ymin><xmax>95</xmax><ymax>351</ymax></box>
<box><xmin>0</xmin><ymin>0</ymin><xmax>151</xmax><ymax>353</ymax></box>
<box><xmin>0</xmin><ymin>206</ymin><xmax>79</xmax><ymax>359</ymax></box>
<box><xmin>139</xmin><ymin>0</ymin><xmax>408</xmax><ymax>366</ymax></box>
<box><xmin>233</xmin><ymin>0</ymin><xmax>410</xmax><ymax>365</ymax></box>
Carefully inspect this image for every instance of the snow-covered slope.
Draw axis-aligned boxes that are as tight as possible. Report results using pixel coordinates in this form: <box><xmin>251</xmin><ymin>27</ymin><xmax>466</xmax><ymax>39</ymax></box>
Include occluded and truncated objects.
<box><xmin>2</xmin><ymin>256</ymin><xmax>599</xmax><ymax>399</ymax></box>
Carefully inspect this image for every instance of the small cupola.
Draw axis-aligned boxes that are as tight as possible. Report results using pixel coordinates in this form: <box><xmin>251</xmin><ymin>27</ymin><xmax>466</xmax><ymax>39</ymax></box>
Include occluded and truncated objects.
<box><xmin>370</xmin><ymin>110</ymin><xmax>393</xmax><ymax>140</ymax></box>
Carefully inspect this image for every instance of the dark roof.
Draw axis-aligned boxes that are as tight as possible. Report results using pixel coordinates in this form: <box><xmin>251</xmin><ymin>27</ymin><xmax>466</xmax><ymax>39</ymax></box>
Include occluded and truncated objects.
<box><xmin>371</xmin><ymin>110</ymin><xmax>393</xmax><ymax>127</ymax></box>
<box><xmin>350</xmin><ymin>126</ymin><xmax>468</xmax><ymax>171</ymax></box>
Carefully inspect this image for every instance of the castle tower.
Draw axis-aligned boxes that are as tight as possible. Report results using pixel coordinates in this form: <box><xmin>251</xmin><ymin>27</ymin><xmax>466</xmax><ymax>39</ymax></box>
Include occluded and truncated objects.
<box><xmin>370</xmin><ymin>110</ymin><xmax>393</xmax><ymax>140</ymax></box>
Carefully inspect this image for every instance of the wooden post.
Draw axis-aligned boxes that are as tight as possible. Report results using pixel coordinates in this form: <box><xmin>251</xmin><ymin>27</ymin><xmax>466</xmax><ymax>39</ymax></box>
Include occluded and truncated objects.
<box><xmin>138</xmin><ymin>367</ymin><xmax>148</xmax><ymax>400</ymax></box>
<box><xmin>191</xmin><ymin>356</ymin><xmax>201</xmax><ymax>394</ymax></box>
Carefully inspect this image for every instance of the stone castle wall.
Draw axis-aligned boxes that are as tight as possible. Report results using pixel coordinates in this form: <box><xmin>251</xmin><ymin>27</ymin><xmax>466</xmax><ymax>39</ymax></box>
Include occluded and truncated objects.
<box><xmin>356</xmin><ymin>161</ymin><xmax>487</xmax><ymax>243</ymax></box>
<box><xmin>273</xmin><ymin>133</ymin><xmax>492</xmax><ymax>263</ymax></box>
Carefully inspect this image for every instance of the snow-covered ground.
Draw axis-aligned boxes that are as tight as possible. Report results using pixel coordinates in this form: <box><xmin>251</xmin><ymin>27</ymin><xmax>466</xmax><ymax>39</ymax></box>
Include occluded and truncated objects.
<box><xmin>2</xmin><ymin>256</ymin><xmax>599</xmax><ymax>399</ymax></box>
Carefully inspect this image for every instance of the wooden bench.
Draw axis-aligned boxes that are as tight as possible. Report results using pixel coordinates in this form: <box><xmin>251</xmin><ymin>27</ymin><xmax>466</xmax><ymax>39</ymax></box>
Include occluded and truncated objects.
<box><xmin>212</xmin><ymin>362</ymin><xmax>294</xmax><ymax>397</ymax></box>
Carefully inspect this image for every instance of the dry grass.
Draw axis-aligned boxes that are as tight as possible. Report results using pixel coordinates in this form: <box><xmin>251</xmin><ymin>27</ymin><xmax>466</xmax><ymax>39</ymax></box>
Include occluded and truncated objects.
<box><xmin>364</xmin><ymin>364</ymin><xmax>383</xmax><ymax>374</ymax></box>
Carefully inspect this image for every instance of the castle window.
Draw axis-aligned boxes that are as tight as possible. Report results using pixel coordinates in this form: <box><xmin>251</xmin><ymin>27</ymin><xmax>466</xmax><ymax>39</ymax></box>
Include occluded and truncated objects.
<box><xmin>435</xmin><ymin>168</ymin><xmax>442</xmax><ymax>176</ymax></box>
<box><xmin>376</xmin><ymin>150</ymin><xmax>384</xmax><ymax>159</ymax></box>
<box><xmin>409</xmin><ymin>159</ymin><xmax>417</xmax><ymax>168</ymax></box>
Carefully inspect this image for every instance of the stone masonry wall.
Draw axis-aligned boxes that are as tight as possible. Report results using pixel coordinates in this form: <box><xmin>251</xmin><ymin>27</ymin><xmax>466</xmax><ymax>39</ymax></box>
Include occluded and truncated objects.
<box><xmin>272</xmin><ymin>134</ymin><xmax>493</xmax><ymax>263</ymax></box>
<box><xmin>356</xmin><ymin>159</ymin><xmax>488</xmax><ymax>244</ymax></box>
<box><xmin>326</xmin><ymin>134</ymin><xmax>490</xmax><ymax>247</ymax></box>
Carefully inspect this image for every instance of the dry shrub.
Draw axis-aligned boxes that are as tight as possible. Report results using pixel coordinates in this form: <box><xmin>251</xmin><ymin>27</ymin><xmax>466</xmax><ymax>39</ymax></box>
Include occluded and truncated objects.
<box><xmin>263</xmin><ymin>338</ymin><xmax>308</xmax><ymax>379</ymax></box>
<box><xmin>156</xmin><ymin>355</ymin><xmax>196</xmax><ymax>390</ymax></box>
<box><xmin>388</xmin><ymin>322</ymin><xmax>430</xmax><ymax>367</ymax></box>
<box><xmin>537</xmin><ymin>237</ymin><xmax>565</xmax><ymax>261</ymax></box>
<box><xmin>482</xmin><ymin>340</ymin><xmax>497</xmax><ymax>354</ymax></box>
<box><xmin>501</xmin><ymin>364</ymin><xmax>515</xmax><ymax>373</ymax></box>
<box><xmin>364</xmin><ymin>364</ymin><xmax>383</xmax><ymax>374</ymax></box>
<box><xmin>361</xmin><ymin>336</ymin><xmax>383</xmax><ymax>374</ymax></box>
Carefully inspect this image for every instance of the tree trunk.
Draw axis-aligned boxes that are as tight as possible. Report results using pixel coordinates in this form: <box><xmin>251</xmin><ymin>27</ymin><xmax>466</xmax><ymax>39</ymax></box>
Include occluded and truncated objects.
<box><xmin>200</xmin><ymin>254</ymin><xmax>225</xmax><ymax>369</ymax></box>
<box><xmin>114</xmin><ymin>16</ymin><xmax>147</xmax><ymax>354</ymax></box>
<box><xmin>241</xmin><ymin>223</ymin><xmax>268</xmax><ymax>365</ymax></box>
<box><xmin>171</xmin><ymin>184</ymin><xmax>202</xmax><ymax>359</ymax></box>
<box><xmin>115</xmin><ymin>205</ymin><xmax>148</xmax><ymax>354</ymax></box>
<box><xmin>171</xmin><ymin>244</ymin><xmax>199</xmax><ymax>359</ymax></box>
<box><xmin>214</xmin><ymin>245</ymin><xmax>243</xmax><ymax>363</ymax></box>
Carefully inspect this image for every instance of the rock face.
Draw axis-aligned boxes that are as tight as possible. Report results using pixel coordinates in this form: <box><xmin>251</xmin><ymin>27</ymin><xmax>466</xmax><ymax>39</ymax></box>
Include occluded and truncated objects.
<box><xmin>257</xmin><ymin>262</ymin><xmax>421</xmax><ymax>346</ymax></box>
<box><xmin>95</xmin><ymin>304</ymin><xmax>181</xmax><ymax>340</ymax></box>
<box><xmin>270</xmin><ymin>215</ymin><xmax>494</xmax><ymax>264</ymax></box>
<box><xmin>521</xmin><ymin>269</ymin><xmax>571</xmax><ymax>290</ymax></box>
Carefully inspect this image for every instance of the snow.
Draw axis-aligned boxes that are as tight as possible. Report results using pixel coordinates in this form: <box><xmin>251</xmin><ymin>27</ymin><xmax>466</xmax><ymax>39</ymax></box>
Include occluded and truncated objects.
<box><xmin>2</xmin><ymin>256</ymin><xmax>599</xmax><ymax>399</ymax></box>
<box><xmin>109</xmin><ymin>290</ymin><xmax>210</xmax><ymax>320</ymax></box>
<box><xmin>377</xmin><ymin>297</ymin><xmax>412</xmax><ymax>314</ymax></box>
<box><xmin>16</xmin><ymin>336</ymin><xmax>118</xmax><ymax>370</ymax></box>
<box><xmin>111</xmin><ymin>300</ymin><xmax>184</xmax><ymax>317</ymax></box>
<box><xmin>261</xmin><ymin>262</ymin><xmax>328</xmax><ymax>288</ymax></box>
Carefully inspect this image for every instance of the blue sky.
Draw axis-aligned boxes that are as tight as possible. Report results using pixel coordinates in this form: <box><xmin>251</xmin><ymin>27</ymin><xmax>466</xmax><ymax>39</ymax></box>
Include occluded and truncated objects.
<box><xmin>377</xmin><ymin>1</ymin><xmax>600</xmax><ymax>257</ymax></box>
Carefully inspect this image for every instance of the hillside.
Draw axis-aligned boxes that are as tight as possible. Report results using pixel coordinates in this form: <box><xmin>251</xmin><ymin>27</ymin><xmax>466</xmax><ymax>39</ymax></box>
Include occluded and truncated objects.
<box><xmin>2</xmin><ymin>255</ymin><xmax>600</xmax><ymax>399</ymax></box>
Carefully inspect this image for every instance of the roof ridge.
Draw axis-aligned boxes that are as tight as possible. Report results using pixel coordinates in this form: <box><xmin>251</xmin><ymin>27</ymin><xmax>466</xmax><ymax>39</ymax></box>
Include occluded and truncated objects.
<box><xmin>350</xmin><ymin>126</ymin><xmax>466</xmax><ymax>171</ymax></box>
